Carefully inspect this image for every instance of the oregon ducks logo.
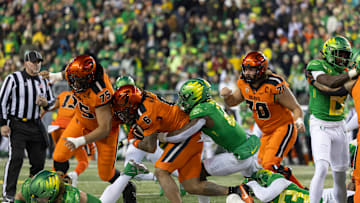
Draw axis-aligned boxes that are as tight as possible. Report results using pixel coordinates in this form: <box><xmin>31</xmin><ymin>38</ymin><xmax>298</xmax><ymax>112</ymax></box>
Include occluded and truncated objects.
<box><xmin>186</xmin><ymin>81</ymin><xmax>204</xmax><ymax>102</ymax></box>
<box><xmin>322</xmin><ymin>37</ymin><xmax>335</xmax><ymax>54</ymax></box>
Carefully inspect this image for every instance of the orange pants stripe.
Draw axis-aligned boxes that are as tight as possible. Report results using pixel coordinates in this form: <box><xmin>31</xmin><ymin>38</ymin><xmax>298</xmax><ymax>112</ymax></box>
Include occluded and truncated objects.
<box><xmin>53</xmin><ymin>117</ymin><xmax>119</xmax><ymax>181</ymax></box>
<box><xmin>155</xmin><ymin>133</ymin><xmax>203</xmax><ymax>183</ymax></box>
<box><xmin>258</xmin><ymin>122</ymin><xmax>297</xmax><ymax>169</ymax></box>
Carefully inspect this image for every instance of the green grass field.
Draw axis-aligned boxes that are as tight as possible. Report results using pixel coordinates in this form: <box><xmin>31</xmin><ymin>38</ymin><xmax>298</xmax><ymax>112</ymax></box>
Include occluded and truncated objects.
<box><xmin>0</xmin><ymin>158</ymin><xmax>353</xmax><ymax>202</ymax></box>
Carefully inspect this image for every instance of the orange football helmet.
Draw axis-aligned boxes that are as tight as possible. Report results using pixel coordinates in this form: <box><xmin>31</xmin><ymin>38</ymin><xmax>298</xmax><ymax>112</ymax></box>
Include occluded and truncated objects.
<box><xmin>113</xmin><ymin>85</ymin><xmax>142</xmax><ymax>124</ymax></box>
<box><xmin>241</xmin><ymin>51</ymin><xmax>268</xmax><ymax>83</ymax></box>
<box><xmin>65</xmin><ymin>55</ymin><xmax>96</xmax><ymax>92</ymax></box>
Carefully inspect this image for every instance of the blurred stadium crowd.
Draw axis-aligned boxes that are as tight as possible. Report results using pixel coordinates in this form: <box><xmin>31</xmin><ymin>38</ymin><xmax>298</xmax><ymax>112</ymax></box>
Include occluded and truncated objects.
<box><xmin>1</xmin><ymin>0</ymin><xmax>360</xmax><ymax>164</ymax></box>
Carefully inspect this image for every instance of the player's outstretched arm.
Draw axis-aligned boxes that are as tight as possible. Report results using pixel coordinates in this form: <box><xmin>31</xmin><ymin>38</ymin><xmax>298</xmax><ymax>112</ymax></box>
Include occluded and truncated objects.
<box><xmin>221</xmin><ymin>87</ymin><xmax>244</xmax><ymax>107</ymax></box>
<box><xmin>64</xmin><ymin>103</ymin><xmax>112</xmax><ymax>150</ymax></box>
<box><xmin>159</xmin><ymin>117</ymin><xmax>207</xmax><ymax>143</ymax></box>
<box><xmin>276</xmin><ymin>87</ymin><xmax>305</xmax><ymax>133</ymax></box>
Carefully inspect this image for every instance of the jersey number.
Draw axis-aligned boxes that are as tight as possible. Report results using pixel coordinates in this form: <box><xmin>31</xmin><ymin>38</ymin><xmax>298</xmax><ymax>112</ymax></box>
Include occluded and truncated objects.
<box><xmin>246</xmin><ymin>100</ymin><xmax>270</xmax><ymax>120</ymax></box>
<box><xmin>61</xmin><ymin>94</ymin><xmax>77</xmax><ymax>109</ymax></box>
<box><xmin>143</xmin><ymin>116</ymin><xmax>152</xmax><ymax>125</ymax></box>
<box><xmin>99</xmin><ymin>89</ymin><xmax>111</xmax><ymax>103</ymax></box>
<box><xmin>329</xmin><ymin>96</ymin><xmax>346</xmax><ymax>116</ymax></box>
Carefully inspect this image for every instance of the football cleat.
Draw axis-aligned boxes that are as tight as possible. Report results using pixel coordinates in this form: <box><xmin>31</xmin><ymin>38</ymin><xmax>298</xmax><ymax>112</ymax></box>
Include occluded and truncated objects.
<box><xmin>123</xmin><ymin>160</ymin><xmax>149</xmax><ymax>177</ymax></box>
<box><xmin>233</xmin><ymin>184</ymin><xmax>253</xmax><ymax>203</ymax></box>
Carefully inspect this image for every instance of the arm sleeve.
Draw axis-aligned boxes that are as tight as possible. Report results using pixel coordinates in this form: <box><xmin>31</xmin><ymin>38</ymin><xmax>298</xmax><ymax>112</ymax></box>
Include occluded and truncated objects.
<box><xmin>312</xmin><ymin>70</ymin><xmax>326</xmax><ymax>80</ymax></box>
<box><xmin>246</xmin><ymin>178</ymin><xmax>292</xmax><ymax>202</ymax></box>
<box><xmin>165</xmin><ymin>118</ymin><xmax>206</xmax><ymax>143</ymax></box>
<box><xmin>0</xmin><ymin>75</ymin><xmax>14</xmax><ymax>125</ymax></box>
<box><xmin>346</xmin><ymin>112</ymin><xmax>358</xmax><ymax>132</ymax></box>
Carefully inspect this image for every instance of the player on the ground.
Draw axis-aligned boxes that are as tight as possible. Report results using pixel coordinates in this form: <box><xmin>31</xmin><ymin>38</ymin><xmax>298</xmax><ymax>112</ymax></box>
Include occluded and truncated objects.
<box><xmin>112</xmin><ymin>85</ymin><xmax>251</xmax><ymax>203</ymax></box>
<box><xmin>14</xmin><ymin>170</ymin><xmax>100</xmax><ymax>203</ymax></box>
<box><xmin>238</xmin><ymin>169</ymin><xmax>355</xmax><ymax>203</ymax></box>
<box><xmin>44</xmin><ymin>55</ymin><xmax>136</xmax><ymax>202</ymax></box>
<box><xmin>305</xmin><ymin>36</ymin><xmax>358</xmax><ymax>203</ymax></box>
<box><xmin>220</xmin><ymin>51</ymin><xmax>305</xmax><ymax>188</ymax></box>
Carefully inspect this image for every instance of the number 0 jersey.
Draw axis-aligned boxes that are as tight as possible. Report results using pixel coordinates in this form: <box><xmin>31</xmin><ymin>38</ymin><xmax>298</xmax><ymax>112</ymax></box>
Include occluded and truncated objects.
<box><xmin>306</xmin><ymin>59</ymin><xmax>347</xmax><ymax>121</ymax></box>
<box><xmin>237</xmin><ymin>73</ymin><xmax>294</xmax><ymax>134</ymax></box>
<box><xmin>65</xmin><ymin>65</ymin><xmax>114</xmax><ymax>131</ymax></box>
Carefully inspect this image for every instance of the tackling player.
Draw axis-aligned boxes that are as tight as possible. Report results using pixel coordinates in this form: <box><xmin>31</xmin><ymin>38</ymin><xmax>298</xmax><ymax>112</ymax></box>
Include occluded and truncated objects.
<box><xmin>112</xmin><ymin>85</ymin><xmax>251</xmax><ymax>203</ymax></box>
<box><xmin>220</xmin><ymin>51</ymin><xmax>305</xmax><ymax>188</ymax></box>
<box><xmin>158</xmin><ymin>78</ymin><xmax>261</xmax><ymax>202</ymax></box>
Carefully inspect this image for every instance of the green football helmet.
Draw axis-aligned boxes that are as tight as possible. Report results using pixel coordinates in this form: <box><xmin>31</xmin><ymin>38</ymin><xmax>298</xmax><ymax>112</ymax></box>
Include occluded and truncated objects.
<box><xmin>178</xmin><ymin>78</ymin><xmax>211</xmax><ymax>113</ymax></box>
<box><xmin>30</xmin><ymin>170</ymin><xmax>60</xmax><ymax>202</ymax></box>
<box><xmin>322</xmin><ymin>36</ymin><xmax>352</xmax><ymax>72</ymax></box>
<box><xmin>252</xmin><ymin>169</ymin><xmax>274</xmax><ymax>187</ymax></box>
<box><xmin>115</xmin><ymin>76</ymin><xmax>135</xmax><ymax>90</ymax></box>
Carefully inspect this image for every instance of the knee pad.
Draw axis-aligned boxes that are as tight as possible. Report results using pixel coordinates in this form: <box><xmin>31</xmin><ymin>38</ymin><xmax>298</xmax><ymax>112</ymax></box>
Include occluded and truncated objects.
<box><xmin>272</xmin><ymin>164</ymin><xmax>292</xmax><ymax>179</ymax></box>
<box><xmin>53</xmin><ymin>160</ymin><xmax>69</xmax><ymax>174</ymax></box>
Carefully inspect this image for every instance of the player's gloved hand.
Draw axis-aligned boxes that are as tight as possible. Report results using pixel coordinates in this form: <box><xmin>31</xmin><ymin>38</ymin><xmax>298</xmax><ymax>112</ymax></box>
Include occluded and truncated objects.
<box><xmin>64</xmin><ymin>136</ymin><xmax>86</xmax><ymax>151</ymax></box>
<box><xmin>132</xmin><ymin>124</ymin><xmax>144</xmax><ymax>140</ymax></box>
<box><xmin>305</xmin><ymin>70</ymin><xmax>315</xmax><ymax>85</ymax></box>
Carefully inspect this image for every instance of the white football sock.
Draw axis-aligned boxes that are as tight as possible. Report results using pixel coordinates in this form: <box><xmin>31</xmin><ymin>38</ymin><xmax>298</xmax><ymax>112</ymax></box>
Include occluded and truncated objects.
<box><xmin>309</xmin><ymin>159</ymin><xmax>329</xmax><ymax>203</ymax></box>
<box><xmin>100</xmin><ymin>175</ymin><xmax>131</xmax><ymax>203</ymax></box>
<box><xmin>332</xmin><ymin>170</ymin><xmax>347</xmax><ymax>203</ymax></box>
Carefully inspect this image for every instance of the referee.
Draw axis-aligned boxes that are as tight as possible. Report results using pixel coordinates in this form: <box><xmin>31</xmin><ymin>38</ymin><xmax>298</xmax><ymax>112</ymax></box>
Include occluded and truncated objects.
<box><xmin>0</xmin><ymin>50</ymin><xmax>55</xmax><ymax>203</ymax></box>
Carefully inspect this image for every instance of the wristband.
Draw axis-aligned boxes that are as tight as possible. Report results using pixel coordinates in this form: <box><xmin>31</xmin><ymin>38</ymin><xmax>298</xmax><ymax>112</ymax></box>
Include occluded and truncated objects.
<box><xmin>66</xmin><ymin>136</ymin><xmax>86</xmax><ymax>148</ymax></box>
<box><xmin>348</xmin><ymin>69</ymin><xmax>358</xmax><ymax>79</ymax></box>
<box><xmin>49</xmin><ymin>72</ymin><xmax>63</xmax><ymax>83</ymax></box>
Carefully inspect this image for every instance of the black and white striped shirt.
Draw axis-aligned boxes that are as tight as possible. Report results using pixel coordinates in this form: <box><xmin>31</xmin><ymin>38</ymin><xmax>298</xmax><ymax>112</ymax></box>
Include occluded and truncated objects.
<box><xmin>0</xmin><ymin>70</ymin><xmax>55</xmax><ymax>126</ymax></box>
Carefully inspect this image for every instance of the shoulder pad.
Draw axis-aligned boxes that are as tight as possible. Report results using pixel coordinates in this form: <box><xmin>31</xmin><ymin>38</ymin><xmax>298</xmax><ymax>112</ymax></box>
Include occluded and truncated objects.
<box><xmin>306</xmin><ymin>59</ymin><xmax>325</xmax><ymax>71</ymax></box>
<box><xmin>189</xmin><ymin>102</ymin><xmax>210</xmax><ymax>119</ymax></box>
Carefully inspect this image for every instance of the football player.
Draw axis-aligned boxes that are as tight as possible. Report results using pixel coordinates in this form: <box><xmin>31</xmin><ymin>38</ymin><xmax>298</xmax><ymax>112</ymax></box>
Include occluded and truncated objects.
<box><xmin>43</xmin><ymin>90</ymin><xmax>96</xmax><ymax>187</ymax></box>
<box><xmin>158</xmin><ymin>78</ymin><xmax>262</xmax><ymax>202</ymax></box>
<box><xmin>44</xmin><ymin>55</ymin><xmax>136</xmax><ymax>202</ymax></box>
<box><xmin>304</xmin><ymin>36</ymin><xmax>359</xmax><ymax>203</ymax></box>
<box><xmin>305</xmin><ymin>47</ymin><xmax>360</xmax><ymax>203</ymax></box>
<box><xmin>220</xmin><ymin>51</ymin><xmax>305</xmax><ymax>188</ymax></box>
<box><xmin>112</xmin><ymin>85</ymin><xmax>250</xmax><ymax>203</ymax></box>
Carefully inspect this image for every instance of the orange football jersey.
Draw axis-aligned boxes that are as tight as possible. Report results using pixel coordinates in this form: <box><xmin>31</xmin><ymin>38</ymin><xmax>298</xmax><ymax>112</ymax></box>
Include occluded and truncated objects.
<box><xmin>51</xmin><ymin>91</ymin><xmax>76</xmax><ymax>128</ymax></box>
<box><xmin>135</xmin><ymin>91</ymin><xmax>196</xmax><ymax>137</ymax></box>
<box><xmin>65</xmin><ymin>66</ymin><xmax>114</xmax><ymax>131</ymax></box>
<box><xmin>237</xmin><ymin>73</ymin><xmax>294</xmax><ymax>134</ymax></box>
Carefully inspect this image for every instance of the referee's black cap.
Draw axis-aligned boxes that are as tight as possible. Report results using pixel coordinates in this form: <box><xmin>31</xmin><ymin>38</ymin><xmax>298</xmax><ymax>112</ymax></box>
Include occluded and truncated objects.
<box><xmin>24</xmin><ymin>50</ymin><xmax>43</xmax><ymax>62</ymax></box>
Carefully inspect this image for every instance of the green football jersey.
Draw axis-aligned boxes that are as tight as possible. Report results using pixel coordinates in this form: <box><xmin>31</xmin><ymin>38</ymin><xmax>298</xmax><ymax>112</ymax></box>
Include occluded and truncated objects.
<box><xmin>189</xmin><ymin>100</ymin><xmax>247</xmax><ymax>152</ymax></box>
<box><xmin>306</xmin><ymin>59</ymin><xmax>347</xmax><ymax>121</ymax></box>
